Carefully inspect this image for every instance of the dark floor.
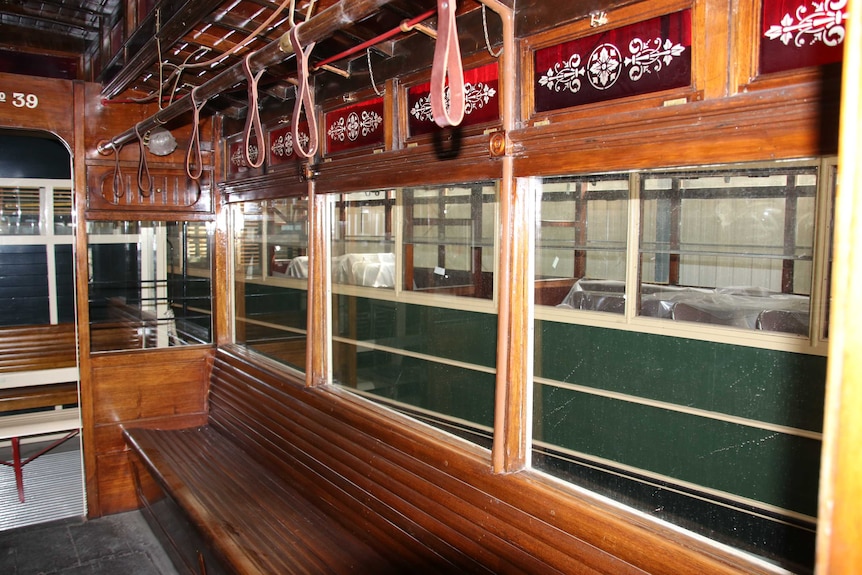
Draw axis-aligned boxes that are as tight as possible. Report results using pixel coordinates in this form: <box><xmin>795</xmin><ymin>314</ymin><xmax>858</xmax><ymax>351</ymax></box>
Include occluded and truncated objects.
<box><xmin>0</xmin><ymin>510</ymin><xmax>179</xmax><ymax>575</ymax></box>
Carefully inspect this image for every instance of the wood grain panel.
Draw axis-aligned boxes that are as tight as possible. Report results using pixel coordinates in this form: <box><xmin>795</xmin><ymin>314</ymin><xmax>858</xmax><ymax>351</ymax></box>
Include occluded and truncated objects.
<box><xmin>96</xmin><ymin>451</ymin><xmax>139</xmax><ymax>515</ymax></box>
<box><xmin>90</xmin><ymin>349</ymin><xmax>210</xmax><ymax>424</ymax></box>
<box><xmin>0</xmin><ymin>324</ymin><xmax>77</xmax><ymax>373</ymax></box>
<box><xmin>88</xmin><ymin>347</ymin><xmax>211</xmax><ymax>515</ymax></box>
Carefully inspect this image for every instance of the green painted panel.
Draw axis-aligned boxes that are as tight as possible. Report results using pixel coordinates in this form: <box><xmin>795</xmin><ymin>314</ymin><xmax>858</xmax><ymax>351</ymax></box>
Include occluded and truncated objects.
<box><xmin>536</xmin><ymin>320</ymin><xmax>826</xmax><ymax>432</ymax></box>
<box><xmin>333</xmin><ymin>343</ymin><xmax>496</xmax><ymax>429</ymax></box>
<box><xmin>534</xmin><ymin>385</ymin><xmax>821</xmax><ymax>517</ymax></box>
<box><xmin>333</xmin><ymin>295</ymin><xmax>497</xmax><ymax>368</ymax></box>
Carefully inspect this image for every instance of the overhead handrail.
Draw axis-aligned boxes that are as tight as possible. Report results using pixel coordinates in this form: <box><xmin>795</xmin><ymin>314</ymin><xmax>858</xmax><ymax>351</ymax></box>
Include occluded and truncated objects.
<box><xmin>430</xmin><ymin>0</ymin><xmax>465</xmax><ymax>127</ymax></box>
<box><xmin>98</xmin><ymin>0</ymin><xmax>401</xmax><ymax>155</ymax></box>
<box><xmin>312</xmin><ymin>8</ymin><xmax>436</xmax><ymax>73</ymax></box>
<box><xmin>290</xmin><ymin>24</ymin><xmax>318</xmax><ymax>159</ymax></box>
<box><xmin>242</xmin><ymin>52</ymin><xmax>267</xmax><ymax>169</ymax></box>
<box><xmin>186</xmin><ymin>85</ymin><xmax>206</xmax><ymax>181</ymax></box>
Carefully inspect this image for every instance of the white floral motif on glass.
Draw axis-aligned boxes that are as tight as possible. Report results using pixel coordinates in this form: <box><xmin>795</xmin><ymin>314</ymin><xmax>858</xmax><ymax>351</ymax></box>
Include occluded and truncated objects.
<box><xmin>764</xmin><ymin>0</ymin><xmax>847</xmax><ymax>47</ymax></box>
<box><xmin>587</xmin><ymin>43</ymin><xmax>623</xmax><ymax>90</ymax></box>
<box><xmin>625</xmin><ymin>38</ymin><xmax>687</xmax><ymax>81</ymax></box>
<box><xmin>410</xmin><ymin>82</ymin><xmax>497</xmax><ymax>122</ymax></box>
<box><xmin>328</xmin><ymin>110</ymin><xmax>383</xmax><ymax>142</ymax></box>
<box><xmin>231</xmin><ymin>146</ymin><xmax>258</xmax><ymax>167</ymax></box>
<box><xmin>271</xmin><ymin>132</ymin><xmax>310</xmax><ymax>157</ymax></box>
<box><xmin>537</xmin><ymin>54</ymin><xmax>585</xmax><ymax>93</ymax></box>
<box><xmin>539</xmin><ymin>36</ymin><xmax>687</xmax><ymax>93</ymax></box>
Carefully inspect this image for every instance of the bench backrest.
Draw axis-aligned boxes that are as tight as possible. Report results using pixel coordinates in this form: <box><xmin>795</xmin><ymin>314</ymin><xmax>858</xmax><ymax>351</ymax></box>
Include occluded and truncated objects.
<box><xmin>207</xmin><ymin>349</ymin><xmax>643</xmax><ymax>574</ymax></box>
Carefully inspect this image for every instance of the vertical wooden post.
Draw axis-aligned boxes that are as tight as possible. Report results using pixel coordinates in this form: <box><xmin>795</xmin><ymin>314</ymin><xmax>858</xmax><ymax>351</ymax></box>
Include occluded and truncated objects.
<box><xmin>816</xmin><ymin>3</ymin><xmax>862</xmax><ymax>572</ymax></box>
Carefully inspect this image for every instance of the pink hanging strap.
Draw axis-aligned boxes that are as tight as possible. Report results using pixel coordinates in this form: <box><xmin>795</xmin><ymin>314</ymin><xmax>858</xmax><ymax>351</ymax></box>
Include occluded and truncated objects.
<box><xmin>430</xmin><ymin>0</ymin><xmax>465</xmax><ymax>127</ymax></box>
<box><xmin>242</xmin><ymin>52</ymin><xmax>266</xmax><ymax>169</ymax></box>
<box><xmin>290</xmin><ymin>24</ymin><xmax>319</xmax><ymax>159</ymax></box>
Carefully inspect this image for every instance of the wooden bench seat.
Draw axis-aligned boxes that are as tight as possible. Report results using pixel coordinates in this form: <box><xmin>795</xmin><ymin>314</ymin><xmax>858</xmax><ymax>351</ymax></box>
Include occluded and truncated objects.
<box><xmin>124</xmin><ymin>349</ymin><xmax>482</xmax><ymax>575</ymax></box>
<box><xmin>125</xmin><ymin>426</ymin><xmax>406</xmax><ymax>574</ymax></box>
<box><xmin>1</xmin><ymin>405</ymin><xmax>80</xmax><ymax>502</ymax></box>
<box><xmin>125</xmin><ymin>348</ymin><xmax>671</xmax><ymax>575</ymax></box>
<box><xmin>0</xmin><ymin>382</ymin><xmax>78</xmax><ymax>413</ymax></box>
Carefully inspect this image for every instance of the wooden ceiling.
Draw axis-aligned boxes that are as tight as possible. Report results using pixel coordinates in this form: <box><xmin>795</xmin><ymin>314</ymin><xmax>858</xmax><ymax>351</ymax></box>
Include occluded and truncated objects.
<box><xmin>1</xmin><ymin>0</ymin><xmax>495</xmax><ymax>108</ymax></box>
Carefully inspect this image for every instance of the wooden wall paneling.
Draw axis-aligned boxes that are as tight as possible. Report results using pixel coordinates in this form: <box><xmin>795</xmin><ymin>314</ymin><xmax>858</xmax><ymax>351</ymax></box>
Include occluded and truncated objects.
<box><xmin>84</xmin><ymin>164</ymin><xmax>214</xmax><ymax>216</ymax></box>
<box><xmin>88</xmin><ymin>346</ymin><xmax>212</xmax><ymax>515</ymax></box>
<box><xmin>511</xmin><ymin>82</ymin><xmax>833</xmax><ymax>178</ymax></box>
<box><xmin>697</xmin><ymin>0</ymin><xmax>732</xmax><ymax>98</ymax></box>
<box><xmin>306</xmin><ymin>185</ymin><xmax>329</xmax><ymax>387</ymax></box>
<box><xmin>0</xmin><ymin>73</ymin><xmax>75</xmax><ymax>144</ymax></box>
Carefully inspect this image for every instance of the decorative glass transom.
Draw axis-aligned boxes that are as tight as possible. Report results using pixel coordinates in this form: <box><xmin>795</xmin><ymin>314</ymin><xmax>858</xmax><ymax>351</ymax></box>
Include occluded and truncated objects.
<box><xmin>268</xmin><ymin>121</ymin><xmax>311</xmax><ymax>167</ymax></box>
<box><xmin>324</xmin><ymin>97</ymin><xmax>385</xmax><ymax>154</ymax></box>
<box><xmin>533</xmin><ymin>10</ymin><xmax>692</xmax><ymax>112</ymax></box>
<box><xmin>760</xmin><ymin>0</ymin><xmax>847</xmax><ymax>75</ymax></box>
<box><xmin>407</xmin><ymin>62</ymin><xmax>500</xmax><ymax>137</ymax></box>
<box><xmin>228</xmin><ymin>138</ymin><xmax>260</xmax><ymax>177</ymax></box>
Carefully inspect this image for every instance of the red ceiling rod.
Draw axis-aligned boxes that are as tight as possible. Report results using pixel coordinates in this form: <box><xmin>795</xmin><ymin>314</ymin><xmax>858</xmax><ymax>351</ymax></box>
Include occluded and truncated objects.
<box><xmin>312</xmin><ymin>8</ymin><xmax>436</xmax><ymax>71</ymax></box>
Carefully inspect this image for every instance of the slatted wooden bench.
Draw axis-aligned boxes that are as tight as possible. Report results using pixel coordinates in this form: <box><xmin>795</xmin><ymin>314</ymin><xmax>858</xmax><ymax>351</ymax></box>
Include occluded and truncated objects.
<box><xmin>0</xmin><ymin>384</ymin><xmax>80</xmax><ymax>503</ymax></box>
<box><xmin>124</xmin><ymin>350</ymin><xmax>477</xmax><ymax>574</ymax></box>
<box><xmin>127</xmin><ymin>347</ymin><xmax>693</xmax><ymax>575</ymax></box>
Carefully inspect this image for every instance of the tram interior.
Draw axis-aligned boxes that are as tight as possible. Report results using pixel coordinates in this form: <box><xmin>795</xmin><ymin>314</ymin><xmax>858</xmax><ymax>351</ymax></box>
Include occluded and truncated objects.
<box><xmin>0</xmin><ymin>0</ymin><xmax>855</xmax><ymax>574</ymax></box>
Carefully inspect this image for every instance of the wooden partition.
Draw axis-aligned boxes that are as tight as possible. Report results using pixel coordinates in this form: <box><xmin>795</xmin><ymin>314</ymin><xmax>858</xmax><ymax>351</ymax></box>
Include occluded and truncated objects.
<box><xmin>88</xmin><ymin>346</ymin><xmax>211</xmax><ymax>514</ymax></box>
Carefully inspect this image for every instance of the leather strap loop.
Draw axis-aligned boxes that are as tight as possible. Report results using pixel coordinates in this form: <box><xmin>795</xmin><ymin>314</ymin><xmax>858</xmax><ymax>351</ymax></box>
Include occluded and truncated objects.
<box><xmin>135</xmin><ymin>123</ymin><xmax>153</xmax><ymax>197</ymax></box>
<box><xmin>186</xmin><ymin>86</ymin><xmax>206</xmax><ymax>181</ymax></box>
<box><xmin>112</xmin><ymin>140</ymin><xmax>125</xmax><ymax>199</ymax></box>
<box><xmin>290</xmin><ymin>24</ymin><xmax>318</xmax><ymax>159</ymax></box>
<box><xmin>242</xmin><ymin>52</ymin><xmax>266</xmax><ymax>169</ymax></box>
<box><xmin>430</xmin><ymin>0</ymin><xmax>465</xmax><ymax>128</ymax></box>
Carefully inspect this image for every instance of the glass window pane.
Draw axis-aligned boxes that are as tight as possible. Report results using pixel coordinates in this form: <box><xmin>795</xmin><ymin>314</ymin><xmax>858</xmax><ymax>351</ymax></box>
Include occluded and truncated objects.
<box><xmin>0</xmin><ymin>245</ymin><xmax>49</xmax><ymax>326</ymax></box>
<box><xmin>53</xmin><ymin>187</ymin><xmax>73</xmax><ymax>235</ymax></box>
<box><xmin>0</xmin><ymin>186</ymin><xmax>41</xmax><ymax>235</ymax></box>
<box><xmin>639</xmin><ymin>167</ymin><xmax>816</xmax><ymax>335</ymax></box>
<box><xmin>535</xmin><ymin>175</ymin><xmax>629</xmax><ymax>312</ymax></box>
<box><xmin>403</xmin><ymin>183</ymin><xmax>497</xmax><ymax>299</ymax></box>
<box><xmin>331</xmin><ymin>183</ymin><xmax>498</xmax><ymax>446</ymax></box>
<box><xmin>233</xmin><ymin>199</ymin><xmax>308</xmax><ymax>371</ymax></box>
<box><xmin>330</xmin><ymin>191</ymin><xmax>395</xmax><ymax>288</ymax></box>
<box><xmin>88</xmin><ymin>220</ymin><xmax>213</xmax><ymax>352</ymax></box>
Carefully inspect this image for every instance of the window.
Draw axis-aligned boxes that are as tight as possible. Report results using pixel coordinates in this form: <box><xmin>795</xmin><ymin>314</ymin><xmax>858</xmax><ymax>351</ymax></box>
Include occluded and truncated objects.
<box><xmin>232</xmin><ymin>198</ymin><xmax>308</xmax><ymax>371</ymax></box>
<box><xmin>535</xmin><ymin>175</ymin><xmax>629</xmax><ymax>311</ymax></box>
<box><xmin>0</xmin><ymin>179</ymin><xmax>75</xmax><ymax>327</ymax></box>
<box><xmin>531</xmin><ymin>159</ymin><xmax>834</xmax><ymax>570</ymax></box>
<box><xmin>329</xmin><ymin>183</ymin><xmax>498</xmax><ymax>445</ymax></box>
<box><xmin>639</xmin><ymin>167</ymin><xmax>817</xmax><ymax>333</ymax></box>
<box><xmin>88</xmin><ymin>220</ymin><xmax>213</xmax><ymax>351</ymax></box>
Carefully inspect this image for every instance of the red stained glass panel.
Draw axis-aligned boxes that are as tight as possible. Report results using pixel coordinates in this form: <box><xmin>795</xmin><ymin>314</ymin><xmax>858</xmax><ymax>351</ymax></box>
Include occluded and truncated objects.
<box><xmin>324</xmin><ymin>97</ymin><xmax>385</xmax><ymax>154</ymax></box>
<box><xmin>760</xmin><ymin>0</ymin><xmax>847</xmax><ymax>75</ymax></box>
<box><xmin>407</xmin><ymin>62</ymin><xmax>500</xmax><ymax>137</ymax></box>
<box><xmin>227</xmin><ymin>138</ymin><xmax>261</xmax><ymax>177</ymax></box>
<box><xmin>533</xmin><ymin>10</ymin><xmax>692</xmax><ymax>113</ymax></box>
<box><xmin>268</xmin><ymin>122</ymin><xmax>311</xmax><ymax>167</ymax></box>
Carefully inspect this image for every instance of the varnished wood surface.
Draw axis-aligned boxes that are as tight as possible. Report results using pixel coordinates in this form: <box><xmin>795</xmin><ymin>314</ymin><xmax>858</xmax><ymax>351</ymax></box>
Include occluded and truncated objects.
<box><xmin>88</xmin><ymin>346</ymin><xmax>212</xmax><ymax>515</ymax></box>
<box><xmin>816</xmin><ymin>4</ymin><xmax>862</xmax><ymax>573</ymax></box>
<box><xmin>0</xmin><ymin>382</ymin><xmax>78</xmax><ymax>413</ymax></box>
<box><xmin>126</xmin><ymin>426</ymin><xmax>418</xmax><ymax>575</ymax></box>
<box><xmin>0</xmin><ymin>324</ymin><xmax>77</xmax><ymax>373</ymax></box>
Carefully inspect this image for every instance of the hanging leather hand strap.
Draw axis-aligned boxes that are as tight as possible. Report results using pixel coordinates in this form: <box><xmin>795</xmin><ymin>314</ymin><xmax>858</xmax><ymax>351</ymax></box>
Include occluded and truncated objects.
<box><xmin>135</xmin><ymin>123</ymin><xmax>153</xmax><ymax>197</ymax></box>
<box><xmin>186</xmin><ymin>86</ymin><xmax>206</xmax><ymax>181</ymax></box>
<box><xmin>242</xmin><ymin>52</ymin><xmax>266</xmax><ymax>168</ymax></box>
<box><xmin>430</xmin><ymin>0</ymin><xmax>465</xmax><ymax>127</ymax></box>
<box><xmin>290</xmin><ymin>24</ymin><xmax>318</xmax><ymax>159</ymax></box>
<box><xmin>112</xmin><ymin>141</ymin><xmax>125</xmax><ymax>199</ymax></box>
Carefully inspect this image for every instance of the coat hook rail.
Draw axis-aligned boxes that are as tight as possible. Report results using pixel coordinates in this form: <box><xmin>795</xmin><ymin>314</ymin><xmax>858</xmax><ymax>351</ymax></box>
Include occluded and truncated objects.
<box><xmin>97</xmin><ymin>0</ymin><xmax>402</xmax><ymax>156</ymax></box>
